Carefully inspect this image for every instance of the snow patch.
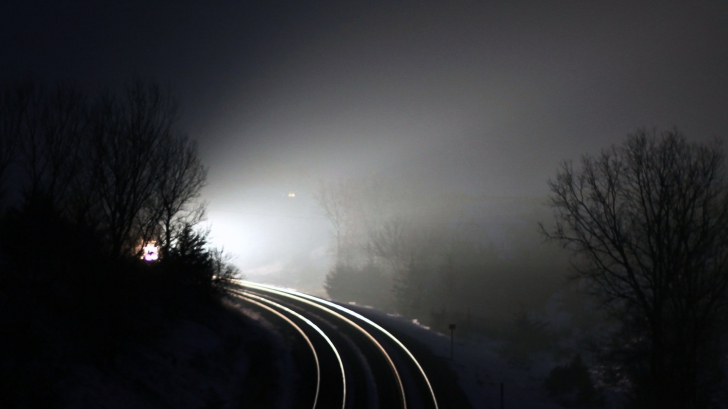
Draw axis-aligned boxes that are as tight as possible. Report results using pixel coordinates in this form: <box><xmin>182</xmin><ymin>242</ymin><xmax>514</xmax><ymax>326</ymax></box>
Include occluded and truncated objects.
<box><xmin>348</xmin><ymin>305</ymin><xmax>564</xmax><ymax>409</ymax></box>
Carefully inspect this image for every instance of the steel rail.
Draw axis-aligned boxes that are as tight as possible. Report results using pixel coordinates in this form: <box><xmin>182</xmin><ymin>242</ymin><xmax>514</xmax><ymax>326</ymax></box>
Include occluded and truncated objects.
<box><xmin>232</xmin><ymin>290</ymin><xmax>346</xmax><ymax>409</ymax></box>
<box><xmin>236</xmin><ymin>280</ymin><xmax>439</xmax><ymax>409</ymax></box>
<box><xmin>237</xmin><ymin>282</ymin><xmax>408</xmax><ymax>409</ymax></box>
<box><xmin>234</xmin><ymin>294</ymin><xmax>322</xmax><ymax>409</ymax></box>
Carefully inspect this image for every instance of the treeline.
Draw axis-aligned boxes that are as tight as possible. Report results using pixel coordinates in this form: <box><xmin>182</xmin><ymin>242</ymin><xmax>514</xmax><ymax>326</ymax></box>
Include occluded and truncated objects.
<box><xmin>322</xmin><ymin>131</ymin><xmax>728</xmax><ymax>408</ymax></box>
<box><xmin>0</xmin><ymin>78</ymin><xmax>236</xmax><ymax>283</ymax></box>
<box><xmin>315</xmin><ymin>177</ymin><xmax>579</xmax><ymax>338</ymax></box>
<box><xmin>0</xmin><ymin>79</ymin><xmax>237</xmax><ymax>406</ymax></box>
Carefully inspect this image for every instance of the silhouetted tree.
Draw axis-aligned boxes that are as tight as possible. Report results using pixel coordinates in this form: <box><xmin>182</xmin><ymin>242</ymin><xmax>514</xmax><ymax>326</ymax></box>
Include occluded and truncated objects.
<box><xmin>0</xmin><ymin>83</ymin><xmax>31</xmax><ymax>207</ymax></box>
<box><xmin>541</xmin><ymin>129</ymin><xmax>728</xmax><ymax>408</ymax></box>
<box><xmin>163</xmin><ymin>224</ymin><xmax>241</xmax><ymax>294</ymax></box>
<box><xmin>1</xmin><ymin>78</ymin><xmax>211</xmax><ymax>264</ymax></box>
<box><xmin>315</xmin><ymin>176</ymin><xmax>392</xmax><ymax>265</ymax></box>
<box><xmin>17</xmin><ymin>82</ymin><xmax>88</xmax><ymax>214</ymax></box>
<box><xmin>153</xmin><ymin>133</ymin><xmax>207</xmax><ymax>258</ymax></box>
<box><xmin>315</xmin><ymin>178</ymin><xmax>359</xmax><ymax>262</ymax></box>
<box><xmin>166</xmin><ymin>223</ymin><xmax>213</xmax><ymax>288</ymax></box>
<box><xmin>371</xmin><ymin>217</ymin><xmax>446</xmax><ymax>315</ymax></box>
<box><xmin>88</xmin><ymin>80</ymin><xmax>177</xmax><ymax>258</ymax></box>
<box><xmin>0</xmin><ymin>77</ymin><xmax>237</xmax><ymax>409</ymax></box>
<box><xmin>208</xmin><ymin>246</ymin><xmax>242</xmax><ymax>293</ymax></box>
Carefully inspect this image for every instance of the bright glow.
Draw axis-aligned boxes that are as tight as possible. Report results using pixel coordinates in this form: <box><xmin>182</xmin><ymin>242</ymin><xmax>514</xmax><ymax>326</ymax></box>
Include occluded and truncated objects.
<box><xmin>288</xmin><ymin>192</ymin><xmax>296</xmax><ymax>198</ymax></box>
<box><xmin>142</xmin><ymin>242</ymin><xmax>159</xmax><ymax>261</ymax></box>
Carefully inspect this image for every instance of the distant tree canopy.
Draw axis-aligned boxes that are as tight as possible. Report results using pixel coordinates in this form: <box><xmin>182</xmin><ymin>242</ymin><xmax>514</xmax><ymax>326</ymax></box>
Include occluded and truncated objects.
<box><xmin>315</xmin><ymin>175</ymin><xmax>570</xmax><ymax>332</ymax></box>
<box><xmin>0</xmin><ymin>79</ymin><xmax>208</xmax><ymax>261</ymax></box>
<box><xmin>541</xmin><ymin>129</ymin><xmax>728</xmax><ymax>409</ymax></box>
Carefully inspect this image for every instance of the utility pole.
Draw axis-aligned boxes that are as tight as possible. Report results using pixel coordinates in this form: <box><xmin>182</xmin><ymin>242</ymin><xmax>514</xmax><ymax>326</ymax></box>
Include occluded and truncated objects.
<box><xmin>448</xmin><ymin>323</ymin><xmax>456</xmax><ymax>360</ymax></box>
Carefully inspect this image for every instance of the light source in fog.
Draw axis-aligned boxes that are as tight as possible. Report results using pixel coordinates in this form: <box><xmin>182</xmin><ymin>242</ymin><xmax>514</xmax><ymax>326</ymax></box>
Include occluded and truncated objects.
<box><xmin>142</xmin><ymin>242</ymin><xmax>159</xmax><ymax>262</ymax></box>
<box><xmin>288</xmin><ymin>192</ymin><xmax>296</xmax><ymax>198</ymax></box>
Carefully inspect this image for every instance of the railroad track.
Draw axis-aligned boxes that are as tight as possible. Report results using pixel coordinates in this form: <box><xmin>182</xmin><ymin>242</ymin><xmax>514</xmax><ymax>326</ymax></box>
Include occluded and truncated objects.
<box><xmin>229</xmin><ymin>281</ymin><xmax>439</xmax><ymax>409</ymax></box>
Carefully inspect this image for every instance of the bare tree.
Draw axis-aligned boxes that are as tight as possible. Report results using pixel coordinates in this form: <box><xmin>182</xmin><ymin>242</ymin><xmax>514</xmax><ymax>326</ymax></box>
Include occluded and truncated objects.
<box><xmin>314</xmin><ymin>179</ymin><xmax>356</xmax><ymax>259</ymax></box>
<box><xmin>2</xmin><ymin>79</ymin><xmax>208</xmax><ymax>261</ymax></box>
<box><xmin>370</xmin><ymin>217</ymin><xmax>409</xmax><ymax>271</ymax></box>
<box><xmin>89</xmin><ymin>80</ymin><xmax>177</xmax><ymax>258</ymax></box>
<box><xmin>317</xmin><ymin>176</ymin><xmax>462</xmax><ymax>314</ymax></box>
<box><xmin>0</xmin><ymin>85</ymin><xmax>24</xmax><ymax>206</ymax></box>
<box><xmin>370</xmin><ymin>216</ymin><xmax>447</xmax><ymax>315</ymax></box>
<box><xmin>541</xmin><ymin>129</ymin><xmax>728</xmax><ymax>408</ymax></box>
<box><xmin>315</xmin><ymin>175</ymin><xmax>393</xmax><ymax>264</ymax></box>
<box><xmin>209</xmin><ymin>247</ymin><xmax>242</xmax><ymax>293</ymax></box>
<box><xmin>16</xmin><ymin>83</ymin><xmax>88</xmax><ymax>212</ymax></box>
<box><xmin>153</xmin><ymin>133</ymin><xmax>208</xmax><ymax>258</ymax></box>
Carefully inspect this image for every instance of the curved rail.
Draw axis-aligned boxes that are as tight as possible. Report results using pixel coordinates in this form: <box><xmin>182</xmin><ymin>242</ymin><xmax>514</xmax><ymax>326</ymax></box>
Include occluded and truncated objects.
<box><xmin>233</xmin><ymin>294</ymin><xmax>322</xmax><ymax>409</ymax></box>
<box><xmin>232</xmin><ymin>290</ymin><xmax>346</xmax><ymax>409</ymax></box>
<box><xmin>236</xmin><ymin>281</ymin><xmax>438</xmax><ymax>409</ymax></box>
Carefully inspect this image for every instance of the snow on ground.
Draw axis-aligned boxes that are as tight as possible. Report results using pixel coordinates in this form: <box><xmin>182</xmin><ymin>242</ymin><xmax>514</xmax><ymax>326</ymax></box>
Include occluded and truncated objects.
<box><xmin>61</xmin><ymin>299</ymin><xmax>297</xmax><ymax>409</ymax></box>
<box><xmin>345</xmin><ymin>304</ymin><xmax>564</xmax><ymax>409</ymax></box>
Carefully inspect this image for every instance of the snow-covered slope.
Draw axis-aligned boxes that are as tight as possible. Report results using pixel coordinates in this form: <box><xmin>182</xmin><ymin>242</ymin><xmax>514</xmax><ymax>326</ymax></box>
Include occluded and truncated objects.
<box><xmin>345</xmin><ymin>303</ymin><xmax>564</xmax><ymax>409</ymax></box>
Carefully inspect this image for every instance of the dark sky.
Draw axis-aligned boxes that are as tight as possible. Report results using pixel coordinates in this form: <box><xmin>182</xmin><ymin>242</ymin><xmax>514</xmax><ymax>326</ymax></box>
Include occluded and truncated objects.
<box><xmin>3</xmin><ymin>0</ymin><xmax>728</xmax><ymax>275</ymax></box>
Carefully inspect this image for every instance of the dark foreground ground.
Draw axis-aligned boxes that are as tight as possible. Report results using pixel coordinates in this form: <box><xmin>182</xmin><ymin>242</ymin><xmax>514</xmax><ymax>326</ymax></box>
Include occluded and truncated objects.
<box><xmin>1</xmin><ymin>274</ymin><xmax>473</xmax><ymax>408</ymax></box>
<box><xmin>0</xmin><ymin>271</ymin><xmax>293</xmax><ymax>409</ymax></box>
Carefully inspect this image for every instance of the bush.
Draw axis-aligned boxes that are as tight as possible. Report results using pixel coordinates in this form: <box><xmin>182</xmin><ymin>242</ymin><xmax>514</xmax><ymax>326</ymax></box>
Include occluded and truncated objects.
<box><xmin>500</xmin><ymin>309</ymin><xmax>553</xmax><ymax>366</ymax></box>
<box><xmin>160</xmin><ymin>224</ymin><xmax>240</xmax><ymax>296</ymax></box>
<box><xmin>325</xmin><ymin>262</ymin><xmax>391</xmax><ymax>307</ymax></box>
<box><xmin>544</xmin><ymin>354</ymin><xmax>603</xmax><ymax>408</ymax></box>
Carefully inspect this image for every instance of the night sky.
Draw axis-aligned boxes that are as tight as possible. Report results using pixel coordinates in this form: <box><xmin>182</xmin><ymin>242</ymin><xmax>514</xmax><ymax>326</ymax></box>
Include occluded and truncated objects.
<box><xmin>3</xmin><ymin>0</ymin><xmax>728</xmax><ymax>277</ymax></box>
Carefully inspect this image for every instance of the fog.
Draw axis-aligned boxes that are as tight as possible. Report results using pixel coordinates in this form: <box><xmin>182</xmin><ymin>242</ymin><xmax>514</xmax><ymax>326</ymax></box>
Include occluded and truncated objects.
<box><xmin>4</xmin><ymin>0</ymin><xmax>727</xmax><ymax>307</ymax></box>
<box><xmin>5</xmin><ymin>1</ymin><xmax>728</xmax><ymax>405</ymax></box>
<box><xmin>178</xmin><ymin>0</ymin><xmax>728</xmax><ymax>291</ymax></box>
<box><xmin>205</xmin><ymin>187</ymin><xmax>329</xmax><ymax>290</ymax></box>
